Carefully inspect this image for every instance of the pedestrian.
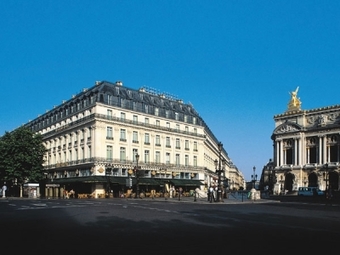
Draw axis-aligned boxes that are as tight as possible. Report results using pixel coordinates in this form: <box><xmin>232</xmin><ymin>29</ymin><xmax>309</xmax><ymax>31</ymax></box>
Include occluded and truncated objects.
<box><xmin>2</xmin><ymin>183</ymin><xmax>7</xmax><ymax>198</ymax></box>
<box><xmin>64</xmin><ymin>189</ymin><xmax>69</xmax><ymax>199</ymax></box>
<box><xmin>209</xmin><ymin>186</ymin><xmax>214</xmax><ymax>203</ymax></box>
<box><xmin>207</xmin><ymin>187</ymin><xmax>211</xmax><ymax>202</ymax></box>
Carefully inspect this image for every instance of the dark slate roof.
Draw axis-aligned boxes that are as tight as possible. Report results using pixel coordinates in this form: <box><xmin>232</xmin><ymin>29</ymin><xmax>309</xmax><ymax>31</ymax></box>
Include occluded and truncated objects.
<box><xmin>95</xmin><ymin>80</ymin><xmax>201</xmax><ymax>118</ymax></box>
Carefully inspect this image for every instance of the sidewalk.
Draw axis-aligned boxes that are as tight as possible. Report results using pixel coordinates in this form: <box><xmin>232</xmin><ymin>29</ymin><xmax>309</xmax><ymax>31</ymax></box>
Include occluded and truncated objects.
<box><xmin>127</xmin><ymin>194</ymin><xmax>278</xmax><ymax>204</ymax></box>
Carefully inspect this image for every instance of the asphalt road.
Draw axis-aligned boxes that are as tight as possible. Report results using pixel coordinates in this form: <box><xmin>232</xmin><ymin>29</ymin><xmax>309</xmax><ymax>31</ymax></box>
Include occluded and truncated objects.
<box><xmin>1</xmin><ymin>197</ymin><xmax>338</xmax><ymax>254</ymax></box>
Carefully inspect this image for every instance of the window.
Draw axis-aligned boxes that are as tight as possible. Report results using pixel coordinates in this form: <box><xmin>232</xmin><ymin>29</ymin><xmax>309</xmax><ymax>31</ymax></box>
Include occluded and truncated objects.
<box><xmin>88</xmin><ymin>145</ymin><xmax>91</xmax><ymax>159</ymax></box>
<box><xmin>108</xmin><ymin>95</ymin><xmax>112</xmax><ymax>105</ymax></box>
<box><xmin>156</xmin><ymin>120</ymin><xmax>160</xmax><ymax>126</ymax></box>
<box><xmin>193</xmin><ymin>117</ymin><xmax>196</xmax><ymax>125</ymax></box>
<box><xmin>184</xmin><ymin>115</ymin><xmax>188</xmax><ymax>123</ymax></box>
<box><xmin>80</xmin><ymin>130</ymin><xmax>84</xmax><ymax>144</ymax></box>
<box><xmin>88</xmin><ymin>128</ymin><xmax>91</xmax><ymax>140</ymax></box>
<box><xmin>155</xmin><ymin>151</ymin><xmax>160</xmax><ymax>163</ymax></box>
<box><xmin>133</xmin><ymin>131</ymin><xmax>138</xmax><ymax>143</ymax></box>
<box><xmin>176</xmin><ymin>154</ymin><xmax>180</xmax><ymax>166</ymax></box>
<box><xmin>176</xmin><ymin>124</ymin><xmax>180</xmax><ymax>131</ymax></box>
<box><xmin>185</xmin><ymin>140</ymin><xmax>189</xmax><ymax>150</ymax></box>
<box><xmin>120</xmin><ymin>112</ymin><xmax>126</xmax><ymax>121</ymax></box>
<box><xmin>193</xmin><ymin>128</ymin><xmax>197</xmax><ymax>134</ymax></box>
<box><xmin>145</xmin><ymin>104</ymin><xmax>149</xmax><ymax>114</ymax></box>
<box><xmin>165</xmin><ymin>110</ymin><xmax>170</xmax><ymax>118</ymax></box>
<box><xmin>155</xmin><ymin>107</ymin><xmax>159</xmax><ymax>116</ymax></box>
<box><xmin>120</xmin><ymin>129</ymin><xmax>126</xmax><ymax>141</ymax></box>
<box><xmin>107</xmin><ymin>127</ymin><xmax>113</xmax><ymax>140</ymax></box>
<box><xmin>193</xmin><ymin>156</ymin><xmax>197</xmax><ymax>167</ymax></box>
<box><xmin>145</xmin><ymin>118</ymin><xmax>149</xmax><ymax>125</ymax></box>
<box><xmin>175</xmin><ymin>112</ymin><xmax>179</xmax><ymax>121</ymax></box>
<box><xmin>133</xmin><ymin>149</ymin><xmax>138</xmax><ymax>163</ymax></box>
<box><xmin>166</xmin><ymin>153</ymin><xmax>170</xmax><ymax>164</ymax></box>
<box><xmin>185</xmin><ymin>126</ymin><xmax>189</xmax><ymax>133</ymax></box>
<box><xmin>185</xmin><ymin>155</ymin><xmax>189</xmax><ymax>166</ymax></box>
<box><xmin>156</xmin><ymin>135</ymin><xmax>160</xmax><ymax>146</ymax></box>
<box><xmin>166</xmin><ymin>122</ymin><xmax>170</xmax><ymax>129</ymax></box>
<box><xmin>133</xmin><ymin>115</ymin><xmax>138</xmax><ymax>124</ymax></box>
<box><xmin>107</xmin><ymin>110</ymin><xmax>112</xmax><ymax>120</ymax></box>
<box><xmin>120</xmin><ymin>147</ymin><xmax>126</xmax><ymax>162</ymax></box>
<box><xmin>307</xmin><ymin>137</ymin><xmax>317</xmax><ymax>164</ymax></box>
<box><xmin>144</xmin><ymin>133</ymin><xmax>150</xmax><ymax>145</ymax></box>
<box><xmin>166</xmin><ymin>137</ymin><xmax>171</xmax><ymax>147</ymax></box>
<box><xmin>144</xmin><ymin>150</ymin><xmax>150</xmax><ymax>163</ymax></box>
<box><xmin>193</xmin><ymin>141</ymin><xmax>197</xmax><ymax>151</ymax></box>
<box><xmin>176</xmin><ymin>138</ymin><xmax>180</xmax><ymax>149</ymax></box>
<box><xmin>107</xmin><ymin>145</ymin><xmax>113</xmax><ymax>160</ymax></box>
<box><xmin>284</xmin><ymin>139</ymin><xmax>293</xmax><ymax>165</ymax></box>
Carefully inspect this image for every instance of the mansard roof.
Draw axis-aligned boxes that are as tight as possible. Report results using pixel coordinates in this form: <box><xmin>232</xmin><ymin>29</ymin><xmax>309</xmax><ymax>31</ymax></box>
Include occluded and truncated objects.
<box><xmin>94</xmin><ymin>80</ymin><xmax>200</xmax><ymax>117</ymax></box>
<box><xmin>27</xmin><ymin>80</ymin><xmax>205</xmax><ymax>129</ymax></box>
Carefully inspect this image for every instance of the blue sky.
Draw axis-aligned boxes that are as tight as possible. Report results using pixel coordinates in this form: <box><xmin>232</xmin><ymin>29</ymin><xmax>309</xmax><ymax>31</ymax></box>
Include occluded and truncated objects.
<box><xmin>1</xmin><ymin>0</ymin><xmax>340</xmax><ymax>181</ymax></box>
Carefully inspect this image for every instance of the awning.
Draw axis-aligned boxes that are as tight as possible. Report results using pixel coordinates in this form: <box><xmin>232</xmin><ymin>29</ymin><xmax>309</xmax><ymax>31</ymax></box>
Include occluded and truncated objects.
<box><xmin>49</xmin><ymin>176</ymin><xmax>161</xmax><ymax>186</ymax></box>
<box><xmin>48</xmin><ymin>176</ymin><xmax>203</xmax><ymax>187</ymax></box>
<box><xmin>133</xmin><ymin>178</ymin><xmax>161</xmax><ymax>186</ymax></box>
<box><xmin>50</xmin><ymin>176</ymin><xmax>128</xmax><ymax>185</ymax></box>
<box><xmin>50</xmin><ymin>176</ymin><xmax>101</xmax><ymax>184</ymax></box>
<box><xmin>169</xmin><ymin>179</ymin><xmax>204</xmax><ymax>187</ymax></box>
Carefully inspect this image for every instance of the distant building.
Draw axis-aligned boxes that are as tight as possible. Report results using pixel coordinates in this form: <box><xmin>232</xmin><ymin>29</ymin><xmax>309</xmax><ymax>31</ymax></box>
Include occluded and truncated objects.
<box><xmin>24</xmin><ymin>80</ymin><xmax>244</xmax><ymax>198</ymax></box>
<box><xmin>270</xmin><ymin>87</ymin><xmax>340</xmax><ymax>195</ymax></box>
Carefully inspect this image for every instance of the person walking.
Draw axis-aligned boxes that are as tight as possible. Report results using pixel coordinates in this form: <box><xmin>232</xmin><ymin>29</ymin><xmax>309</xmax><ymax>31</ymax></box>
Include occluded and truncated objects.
<box><xmin>209</xmin><ymin>186</ymin><xmax>214</xmax><ymax>203</ymax></box>
<box><xmin>2</xmin><ymin>183</ymin><xmax>7</xmax><ymax>198</ymax></box>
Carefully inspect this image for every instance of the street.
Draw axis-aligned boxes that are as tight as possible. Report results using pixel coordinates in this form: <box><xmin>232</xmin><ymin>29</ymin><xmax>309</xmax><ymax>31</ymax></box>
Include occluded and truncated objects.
<box><xmin>1</xmin><ymin>197</ymin><xmax>339</xmax><ymax>254</ymax></box>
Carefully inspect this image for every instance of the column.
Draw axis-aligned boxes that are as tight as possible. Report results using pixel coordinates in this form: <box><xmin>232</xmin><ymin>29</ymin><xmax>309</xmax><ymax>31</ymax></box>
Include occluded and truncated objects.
<box><xmin>298</xmin><ymin>137</ymin><xmax>302</xmax><ymax>166</ymax></box>
<box><xmin>276</xmin><ymin>140</ymin><xmax>281</xmax><ymax>167</ymax></box>
<box><xmin>319</xmin><ymin>136</ymin><xmax>323</xmax><ymax>164</ymax></box>
<box><xmin>280</xmin><ymin>141</ymin><xmax>284</xmax><ymax>166</ymax></box>
<box><xmin>323</xmin><ymin>136</ymin><xmax>327</xmax><ymax>164</ymax></box>
<box><xmin>294</xmin><ymin>138</ymin><xmax>298</xmax><ymax>166</ymax></box>
<box><xmin>327</xmin><ymin>144</ymin><xmax>330</xmax><ymax>163</ymax></box>
<box><xmin>306</xmin><ymin>148</ymin><xmax>310</xmax><ymax>164</ymax></box>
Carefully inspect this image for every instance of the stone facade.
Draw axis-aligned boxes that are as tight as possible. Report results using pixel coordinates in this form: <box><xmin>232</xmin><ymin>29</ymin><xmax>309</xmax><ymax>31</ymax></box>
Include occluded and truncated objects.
<box><xmin>24</xmin><ymin>80</ymin><xmax>244</xmax><ymax>198</ymax></box>
<box><xmin>271</xmin><ymin>87</ymin><xmax>340</xmax><ymax>194</ymax></box>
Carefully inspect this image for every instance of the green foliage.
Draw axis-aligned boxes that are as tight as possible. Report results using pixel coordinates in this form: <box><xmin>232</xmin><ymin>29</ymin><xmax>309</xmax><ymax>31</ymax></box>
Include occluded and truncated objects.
<box><xmin>0</xmin><ymin>127</ymin><xmax>46</xmax><ymax>185</ymax></box>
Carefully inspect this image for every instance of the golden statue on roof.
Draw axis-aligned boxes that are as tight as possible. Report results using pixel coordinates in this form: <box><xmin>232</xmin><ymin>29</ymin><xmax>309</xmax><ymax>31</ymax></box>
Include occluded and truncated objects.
<box><xmin>287</xmin><ymin>86</ymin><xmax>301</xmax><ymax>112</ymax></box>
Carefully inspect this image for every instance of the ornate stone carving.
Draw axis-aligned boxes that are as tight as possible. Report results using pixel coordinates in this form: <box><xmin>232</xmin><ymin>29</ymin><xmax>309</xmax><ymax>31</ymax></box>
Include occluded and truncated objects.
<box><xmin>277</xmin><ymin>124</ymin><xmax>298</xmax><ymax>133</ymax></box>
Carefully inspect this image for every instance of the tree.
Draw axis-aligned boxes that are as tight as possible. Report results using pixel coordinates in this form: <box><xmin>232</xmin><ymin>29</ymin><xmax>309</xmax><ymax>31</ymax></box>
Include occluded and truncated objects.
<box><xmin>0</xmin><ymin>127</ymin><xmax>46</xmax><ymax>188</ymax></box>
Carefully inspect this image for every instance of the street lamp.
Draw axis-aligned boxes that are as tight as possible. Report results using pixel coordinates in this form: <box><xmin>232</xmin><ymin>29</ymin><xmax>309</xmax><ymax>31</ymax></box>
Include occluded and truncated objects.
<box><xmin>214</xmin><ymin>141</ymin><xmax>224</xmax><ymax>202</ymax></box>
<box><xmin>323</xmin><ymin>163</ymin><xmax>329</xmax><ymax>199</ymax></box>
<box><xmin>135</xmin><ymin>153</ymin><xmax>140</xmax><ymax>199</ymax></box>
<box><xmin>251</xmin><ymin>166</ymin><xmax>257</xmax><ymax>189</ymax></box>
<box><xmin>105</xmin><ymin>168</ymin><xmax>111</xmax><ymax>198</ymax></box>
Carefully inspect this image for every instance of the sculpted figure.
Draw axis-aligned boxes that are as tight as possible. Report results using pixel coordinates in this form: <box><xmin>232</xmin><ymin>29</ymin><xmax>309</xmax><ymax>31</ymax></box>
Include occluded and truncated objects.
<box><xmin>287</xmin><ymin>86</ymin><xmax>301</xmax><ymax>111</ymax></box>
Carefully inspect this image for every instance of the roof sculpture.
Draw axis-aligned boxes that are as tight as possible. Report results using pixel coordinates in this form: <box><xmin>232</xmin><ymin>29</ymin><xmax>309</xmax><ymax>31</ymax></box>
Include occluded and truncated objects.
<box><xmin>287</xmin><ymin>86</ymin><xmax>302</xmax><ymax>112</ymax></box>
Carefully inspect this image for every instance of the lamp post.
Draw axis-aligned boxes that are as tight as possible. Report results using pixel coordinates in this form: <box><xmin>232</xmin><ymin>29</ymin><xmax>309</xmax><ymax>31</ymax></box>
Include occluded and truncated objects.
<box><xmin>135</xmin><ymin>153</ymin><xmax>140</xmax><ymax>199</ymax></box>
<box><xmin>251</xmin><ymin>166</ymin><xmax>257</xmax><ymax>189</ymax></box>
<box><xmin>214</xmin><ymin>141</ymin><xmax>224</xmax><ymax>202</ymax></box>
<box><xmin>324</xmin><ymin>163</ymin><xmax>329</xmax><ymax>199</ymax></box>
<box><xmin>105</xmin><ymin>168</ymin><xmax>111</xmax><ymax>199</ymax></box>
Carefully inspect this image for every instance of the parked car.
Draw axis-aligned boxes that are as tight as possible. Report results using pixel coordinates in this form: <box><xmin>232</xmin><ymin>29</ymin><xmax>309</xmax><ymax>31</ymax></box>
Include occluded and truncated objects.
<box><xmin>298</xmin><ymin>187</ymin><xmax>324</xmax><ymax>196</ymax></box>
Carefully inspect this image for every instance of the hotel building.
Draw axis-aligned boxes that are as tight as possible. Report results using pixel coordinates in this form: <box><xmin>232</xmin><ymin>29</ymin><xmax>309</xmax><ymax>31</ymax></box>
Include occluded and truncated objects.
<box><xmin>24</xmin><ymin>80</ymin><xmax>244</xmax><ymax>198</ymax></box>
